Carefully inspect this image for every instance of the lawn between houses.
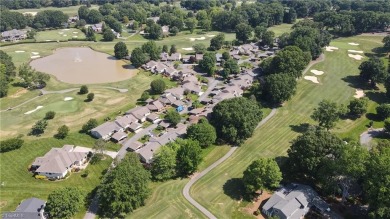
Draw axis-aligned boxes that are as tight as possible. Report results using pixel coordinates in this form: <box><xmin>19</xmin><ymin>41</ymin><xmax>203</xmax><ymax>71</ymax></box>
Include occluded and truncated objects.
<box><xmin>127</xmin><ymin>35</ymin><xmax>387</xmax><ymax>218</ymax></box>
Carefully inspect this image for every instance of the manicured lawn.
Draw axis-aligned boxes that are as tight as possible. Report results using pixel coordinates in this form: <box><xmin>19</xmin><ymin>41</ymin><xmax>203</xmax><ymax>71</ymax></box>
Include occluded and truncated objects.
<box><xmin>35</xmin><ymin>28</ymin><xmax>86</xmax><ymax>42</ymax></box>
<box><xmin>0</xmin><ymin>132</ymin><xmax>112</xmax><ymax>214</ymax></box>
<box><xmin>189</xmin><ymin>35</ymin><xmax>386</xmax><ymax>218</ymax></box>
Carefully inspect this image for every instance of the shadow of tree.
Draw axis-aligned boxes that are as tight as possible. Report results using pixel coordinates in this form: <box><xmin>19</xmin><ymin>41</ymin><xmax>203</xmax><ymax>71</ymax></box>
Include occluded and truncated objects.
<box><xmin>341</xmin><ymin>75</ymin><xmax>370</xmax><ymax>89</ymax></box>
<box><xmin>289</xmin><ymin>123</ymin><xmax>311</xmax><ymax>133</ymax></box>
<box><xmin>223</xmin><ymin>178</ymin><xmax>247</xmax><ymax>201</ymax></box>
<box><xmin>365</xmin><ymin>91</ymin><xmax>387</xmax><ymax>104</ymax></box>
<box><xmin>366</xmin><ymin>113</ymin><xmax>383</xmax><ymax>122</ymax></box>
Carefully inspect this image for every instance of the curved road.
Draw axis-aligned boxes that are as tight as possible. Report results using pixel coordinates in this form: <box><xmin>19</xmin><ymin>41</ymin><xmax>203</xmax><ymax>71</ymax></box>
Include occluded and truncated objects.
<box><xmin>182</xmin><ymin>108</ymin><xmax>278</xmax><ymax>219</ymax></box>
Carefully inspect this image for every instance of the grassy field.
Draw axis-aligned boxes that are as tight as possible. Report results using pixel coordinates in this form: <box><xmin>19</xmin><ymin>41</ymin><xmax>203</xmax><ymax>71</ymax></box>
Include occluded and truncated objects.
<box><xmin>35</xmin><ymin>28</ymin><xmax>86</xmax><ymax>42</ymax></box>
<box><xmin>188</xmin><ymin>35</ymin><xmax>386</xmax><ymax>218</ymax></box>
<box><xmin>268</xmin><ymin>23</ymin><xmax>294</xmax><ymax>37</ymax></box>
<box><xmin>0</xmin><ymin>71</ymin><xmax>173</xmax><ymax>139</ymax></box>
<box><xmin>11</xmin><ymin>5</ymin><xmax>99</xmax><ymax>16</ymax></box>
<box><xmin>0</xmin><ymin>132</ymin><xmax>112</xmax><ymax>214</ymax></box>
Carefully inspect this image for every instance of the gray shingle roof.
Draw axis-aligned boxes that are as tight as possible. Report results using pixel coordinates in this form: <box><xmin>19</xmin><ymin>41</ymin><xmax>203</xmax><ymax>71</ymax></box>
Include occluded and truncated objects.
<box><xmin>15</xmin><ymin>197</ymin><xmax>45</xmax><ymax>213</ymax></box>
<box><xmin>91</xmin><ymin>121</ymin><xmax>122</xmax><ymax>137</ymax></box>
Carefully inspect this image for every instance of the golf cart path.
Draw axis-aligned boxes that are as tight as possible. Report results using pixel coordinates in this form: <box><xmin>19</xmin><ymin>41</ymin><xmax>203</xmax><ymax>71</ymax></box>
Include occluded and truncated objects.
<box><xmin>182</xmin><ymin>108</ymin><xmax>277</xmax><ymax>219</ymax></box>
<box><xmin>360</xmin><ymin>128</ymin><xmax>383</xmax><ymax>145</ymax></box>
<box><xmin>302</xmin><ymin>53</ymin><xmax>325</xmax><ymax>76</ymax></box>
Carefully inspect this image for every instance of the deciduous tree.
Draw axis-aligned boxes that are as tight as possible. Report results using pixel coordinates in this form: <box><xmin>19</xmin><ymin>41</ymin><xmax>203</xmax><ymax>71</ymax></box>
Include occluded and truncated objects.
<box><xmin>98</xmin><ymin>153</ymin><xmax>151</xmax><ymax>217</ymax></box>
<box><xmin>45</xmin><ymin>187</ymin><xmax>84</xmax><ymax>219</ymax></box>
<box><xmin>186</xmin><ymin>119</ymin><xmax>217</xmax><ymax>148</ymax></box>
<box><xmin>165</xmin><ymin>109</ymin><xmax>181</xmax><ymax>126</ymax></box>
<box><xmin>30</xmin><ymin>119</ymin><xmax>48</xmax><ymax>136</ymax></box>
<box><xmin>176</xmin><ymin>139</ymin><xmax>203</xmax><ymax>176</ymax></box>
<box><xmin>376</xmin><ymin>104</ymin><xmax>390</xmax><ymax>120</ymax></box>
<box><xmin>262</xmin><ymin>73</ymin><xmax>297</xmax><ymax>105</ymax></box>
<box><xmin>55</xmin><ymin>125</ymin><xmax>69</xmax><ymax>139</ymax></box>
<box><xmin>151</xmin><ymin>146</ymin><xmax>177</xmax><ymax>181</ymax></box>
<box><xmin>359</xmin><ymin>57</ymin><xmax>387</xmax><ymax>87</ymax></box>
<box><xmin>235</xmin><ymin>23</ymin><xmax>252</xmax><ymax>43</ymax></box>
<box><xmin>243</xmin><ymin>158</ymin><xmax>282</xmax><ymax>195</ymax></box>
<box><xmin>130</xmin><ymin>48</ymin><xmax>149</xmax><ymax>68</ymax></box>
<box><xmin>348</xmin><ymin>98</ymin><xmax>368</xmax><ymax>118</ymax></box>
<box><xmin>150</xmin><ymin>79</ymin><xmax>166</xmax><ymax>94</ymax></box>
<box><xmin>311</xmin><ymin>100</ymin><xmax>341</xmax><ymax>130</ymax></box>
<box><xmin>81</xmin><ymin>118</ymin><xmax>98</xmax><ymax>133</ymax></box>
<box><xmin>211</xmin><ymin>97</ymin><xmax>262</xmax><ymax>145</ymax></box>
<box><xmin>79</xmin><ymin>85</ymin><xmax>89</xmax><ymax>94</ymax></box>
<box><xmin>209</xmin><ymin>33</ymin><xmax>225</xmax><ymax>51</ymax></box>
<box><xmin>114</xmin><ymin>42</ymin><xmax>128</xmax><ymax>59</ymax></box>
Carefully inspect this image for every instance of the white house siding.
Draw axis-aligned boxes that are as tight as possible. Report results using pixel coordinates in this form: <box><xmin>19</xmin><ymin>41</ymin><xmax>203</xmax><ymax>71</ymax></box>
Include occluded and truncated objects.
<box><xmin>37</xmin><ymin>171</ymin><xmax>67</xmax><ymax>179</ymax></box>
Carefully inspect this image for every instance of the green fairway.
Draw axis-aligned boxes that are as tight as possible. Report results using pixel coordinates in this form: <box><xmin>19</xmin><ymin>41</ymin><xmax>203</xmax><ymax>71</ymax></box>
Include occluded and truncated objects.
<box><xmin>35</xmin><ymin>28</ymin><xmax>86</xmax><ymax>42</ymax></box>
<box><xmin>11</xmin><ymin>5</ymin><xmax>99</xmax><ymax>16</ymax></box>
<box><xmin>0</xmin><ymin>71</ymin><xmax>161</xmax><ymax>139</ymax></box>
<box><xmin>189</xmin><ymin>35</ymin><xmax>385</xmax><ymax>218</ymax></box>
<box><xmin>0</xmin><ymin>132</ymin><xmax>112</xmax><ymax>214</ymax></box>
<box><xmin>268</xmin><ymin>23</ymin><xmax>294</xmax><ymax>37</ymax></box>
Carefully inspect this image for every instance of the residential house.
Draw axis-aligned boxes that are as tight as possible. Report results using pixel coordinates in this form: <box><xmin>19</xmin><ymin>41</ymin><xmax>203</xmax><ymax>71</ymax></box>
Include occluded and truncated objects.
<box><xmin>143</xmin><ymin>60</ymin><xmax>159</xmax><ymax>70</ymax></box>
<box><xmin>181</xmin><ymin>55</ymin><xmax>192</xmax><ymax>63</ymax></box>
<box><xmin>111</xmin><ymin>131</ymin><xmax>127</xmax><ymax>142</ymax></box>
<box><xmin>161</xmin><ymin>25</ymin><xmax>170</xmax><ymax>35</ymax></box>
<box><xmin>195</xmin><ymin>53</ymin><xmax>204</xmax><ymax>61</ymax></box>
<box><xmin>216</xmin><ymin>53</ymin><xmax>223</xmax><ymax>62</ymax></box>
<box><xmin>111</xmin><ymin>29</ymin><xmax>120</xmax><ymax>38</ymax></box>
<box><xmin>128</xmin><ymin>122</ymin><xmax>142</xmax><ymax>132</ymax></box>
<box><xmin>183</xmin><ymin>82</ymin><xmax>202</xmax><ymax>95</ymax></box>
<box><xmin>147</xmin><ymin>113</ymin><xmax>160</xmax><ymax>123</ymax></box>
<box><xmin>232</xmin><ymin>54</ymin><xmax>241</xmax><ymax>60</ymax></box>
<box><xmin>189</xmin><ymin>107</ymin><xmax>205</xmax><ymax>115</ymax></box>
<box><xmin>230</xmin><ymin>74</ymin><xmax>253</xmax><ymax>90</ymax></box>
<box><xmin>262</xmin><ymin>184</ymin><xmax>330</xmax><ymax>219</ymax></box>
<box><xmin>91</xmin><ymin>122</ymin><xmax>122</xmax><ymax>140</ymax></box>
<box><xmin>126</xmin><ymin>106</ymin><xmax>151</xmax><ymax>123</ymax></box>
<box><xmin>137</xmin><ymin>141</ymin><xmax>161</xmax><ymax>164</ymax></box>
<box><xmin>165</xmin><ymin>87</ymin><xmax>185</xmax><ymax>100</ymax></box>
<box><xmin>169</xmin><ymin>53</ymin><xmax>181</xmax><ymax>61</ymax></box>
<box><xmin>1</xmin><ymin>29</ymin><xmax>27</xmax><ymax>41</ymax></box>
<box><xmin>68</xmin><ymin>15</ymin><xmax>79</xmax><ymax>23</ymax></box>
<box><xmin>2</xmin><ymin>197</ymin><xmax>47</xmax><ymax>219</ymax></box>
<box><xmin>146</xmin><ymin>100</ymin><xmax>165</xmax><ymax>112</ymax></box>
<box><xmin>188</xmin><ymin>115</ymin><xmax>200</xmax><ymax>124</ymax></box>
<box><xmin>159</xmin><ymin>94</ymin><xmax>177</xmax><ymax>105</ymax></box>
<box><xmin>125</xmin><ymin>141</ymin><xmax>143</xmax><ymax>152</ymax></box>
<box><xmin>115</xmin><ymin>115</ymin><xmax>138</xmax><ymax>130</ymax></box>
<box><xmin>158</xmin><ymin>120</ymin><xmax>171</xmax><ymax>129</ymax></box>
<box><xmin>148</xmin><ymin>16</ymin><xmax>160</xmax><ymax>23</ymax></box>
<box><xmin>162</xmin><ymin>66</ymin><xmax>178</xmax><ymax>78</ymax></box>
<box><xmin>91</xmin><ymin>23</ymin><xmax>103</xmax><ymax>33</ymax></box>
<box><xmin>160</xmin><ymin>52</ymin><xmax>169</xmax><ymax>61</ymax></box>
<box><xmin>173</xmin><ymin>100</ymin><xmax>185</xmax><ymax>112</ymax></box>
<box><xmin>31</xmin><ymin>145</ymin><xmax>88</xmax><ymax>179</ymax></box>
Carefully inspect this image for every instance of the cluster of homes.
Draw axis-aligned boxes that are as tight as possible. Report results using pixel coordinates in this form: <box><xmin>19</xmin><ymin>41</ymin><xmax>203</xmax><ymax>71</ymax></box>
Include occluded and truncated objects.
<box><xmin>1</xmin><ymin>29</ymin><xmax>27</xmax><ymax>42</ymax></box>
<box><xmin>89</xmin><ymin>22</ymin><xmax>121</xmax><ymax>38</ymax></box>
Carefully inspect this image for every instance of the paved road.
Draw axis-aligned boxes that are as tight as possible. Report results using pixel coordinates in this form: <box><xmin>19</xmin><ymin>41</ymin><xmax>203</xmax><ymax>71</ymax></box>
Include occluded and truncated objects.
<box><xmin>199</xmin><ymin>78</ymin><xmax>219</xmax><ymax>102</ymax></box>
<box><xmin>360</xmin><ymin>128</ymin><xmax>383</xmax><ymax>146</ymax></box>
<box><xmin>182</xmin><ymin>108</ymin><xmax>278</xmax><ymax>219</ymax></box>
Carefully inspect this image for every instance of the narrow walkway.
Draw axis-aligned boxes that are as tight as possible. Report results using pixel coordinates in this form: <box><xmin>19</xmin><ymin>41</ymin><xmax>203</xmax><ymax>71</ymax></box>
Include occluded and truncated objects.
<box><xmin>182</xmin><ymin>108</ymin><xmax>278</xmax><ymax>219</ymax></box>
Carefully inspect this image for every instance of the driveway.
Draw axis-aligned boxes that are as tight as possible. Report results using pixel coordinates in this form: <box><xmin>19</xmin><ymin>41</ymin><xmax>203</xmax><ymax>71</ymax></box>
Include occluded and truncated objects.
<box><xmin>360</xmin><ymin>128</ymin><xmax>383</xmax><ymax>146</ymax></box>
<box><xmin>73</xmin><ymin>146</ymin><xmax>118</xmax><ymax>159</ymax></box>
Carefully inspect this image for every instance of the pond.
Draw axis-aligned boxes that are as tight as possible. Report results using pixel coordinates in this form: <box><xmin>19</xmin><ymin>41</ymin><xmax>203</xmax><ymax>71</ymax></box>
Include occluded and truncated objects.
<box><xmin>30</xmin><ymin>47</ymin><xmax>137</xmax><ymax>84</ymax></box>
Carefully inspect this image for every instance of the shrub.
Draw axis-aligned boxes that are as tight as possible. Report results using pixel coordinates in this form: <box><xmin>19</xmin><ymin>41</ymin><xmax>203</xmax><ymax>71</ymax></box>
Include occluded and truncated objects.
<box><xmin>45</xmin><ymin>111</ymin><xmax>56</xmax><ymax>120</ymax></box>
<box><xmin>140</xmin><ymin>91</ymin><xmax>150</xmax><ymax>101</ymax></box>
<box><xmin>55</xmin><ymin>125</ymin><xmax>69</xmax><ymax>139</ymax></box>
<box><xmin>376</xmin><ymin>104</ymin><xmax>390</xmax><ymax>120</ymax></box>
<box><xmin>90</xmin><ymin>154</ymin><xmax>104</xmax><ymax>164</ymax></box>
<box><xmin>79</xmin><ymin>85</ymin><xmax>89</xmax><ymax>94</ymax></box>
<box><xmin>81</xmin><ymin>119</ymin><xmax>98</xmax><ymax>133</ymax></box>
<box><xmin>384</xmin><ymin>119</ymin><xmax>390</xmax><ymax>133</ymax></box>
<box><xmin>35</xmin><ymin>175</ymin><xmax>47</xmax><ymax>180</ymax></box>
<box><xmin>30</xmin><ymin>119</ymin><xmax>48</xmax><ymax>136</ymax></box>
<box><xmin>0</xmin><ymin>137</ymin><xmax>24</xmax><ymax>153</ymax></box>
<box><xmin>87</xmin><ymin>93</ymin><xmax>95</xmax><ymax>101</ymax></box>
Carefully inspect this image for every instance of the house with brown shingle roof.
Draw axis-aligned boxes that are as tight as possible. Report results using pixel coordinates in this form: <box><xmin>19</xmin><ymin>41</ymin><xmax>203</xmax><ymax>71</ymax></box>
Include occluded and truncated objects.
<box><xmin>147</xmin><ymin>100</ymin><xmax>165</xmax><ymax>112</ymax></box>
<box><xmin>126</xmin><ymin>106</ymin><xmax>151</xmax><ymax>123</ymax></box>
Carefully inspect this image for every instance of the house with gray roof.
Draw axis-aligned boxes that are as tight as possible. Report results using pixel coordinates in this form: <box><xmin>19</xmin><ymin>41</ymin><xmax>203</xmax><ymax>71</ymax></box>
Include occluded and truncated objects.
<box><xmin>147</xmin><ymin>100</ymin><xmax>165</xmax><ymax>112</ymax></box>
<box><xmin>31</xmin><ymin>145</ymin><xmax>88</xmax><ymax>179</ymax></box>
<box><xmin>262</xmin><ymin>184</ymin><xmax>330</xmax><ymax>219</ymax></box>
<box><xmin>128</xmin><ymin>122</ymin><xmax>142</xmax><ymax>132</ymax></box>
<box><xmin>161</xmin><ymin>25</ymin><xmax>170</xmax><ymax>35</ymax></box>
<box><xmin>2</xmin><ymin>197</ymin><xmax>47</xmax><ymax>219</ymax></box>
<box><xmin>125</xmin><ymin>141</ymin><xmax>143</xmax><ymax>152</ymax></box>
<box><xmin>1</xmin><ymin>29</ymin><xmax>27</xmax><ymax>42</ymax></box>
<box><xmin>126</xmin><ymin>106</ymin><xmax>150</xmax><ymax>122</ymax></box>
<box><xmin>115</xmin><ymin>115</ymin><xmax>138</xmax><ymax>130</ymax></box>
<box><xmin>147</xmin><ymin>113</ymin><xmax>160</xmax><ymax>123</ymax></box>
<box><xmin>159</xmin><ymin>94</ymin><xmax>178</xmax><ymax>105</ymax></box>
<box><xmin>91</xmin><ymin>121</ymin><xmax>122</xmax><ymax>140</ymax></box>
<box><xmin>111</xmin><ymin>131</ymin><xmax>127</xmax><ymax>142</ymax></box>
<box><xmin>91</xmin><ymin>23</ymin><xmax>103</xmax><ymax>33</ymax></box>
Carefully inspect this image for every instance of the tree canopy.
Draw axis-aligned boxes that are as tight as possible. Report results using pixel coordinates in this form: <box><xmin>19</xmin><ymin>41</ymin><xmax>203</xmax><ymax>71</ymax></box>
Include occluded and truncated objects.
<box><xmin>243</xmin><ymin>158</ymin><xmax>282</xmax><ymax>195</ymax></box>
<box><xmin>151</xmin><ymin>146</ymin><xmax>177</xmax><ymax>181</ymax></box>
<box><xmin>222</xmin><ymin>59</ymin><xmax>239</xmax><ymax>79</ymax></box>
<box><xmin>165</xmin><ymin>109</ymin><xmax>181</xmax><ymax>126</ymax></box>
<box><xmin>347</xmin><ymin>98</ymin><xmax>368</xmax><ymax>118</ymax></box>
<box><xmin>114</xmin><ymin>42</ymin><xmax>128</xmax><ymax>59</ymax></box>
<box><xmin>359</xmin><ymin>57</ymin><xmax>387</xmax><ymax>87</ymax></box>
<box><xmin>209</xmin><ymin>33</ymin><xmax>225</xmax><ymax>51</ymax></box>
<box><xmin>311</xmin><ymin>100</ymin><xmax>341</xmax><ymax>130</ymax></box>
<box><xmin>150</xmin><ymin>79</ymin><xmax>166</xmax><ymax>94</ymax></box>
<box><xmin>45</xmin><ymin>187</ymin><xmax>84</xmax><ymax>219</ymax></box>
<box><xmin>98</xmin><ymin>153</ymin><xmax>151</xmax><ymax>217</ymax></box>
<box><xmin>199</xmin><ymin>52</ymin><xmax>216</xmax><ymax>76</ymax></box>
<box><xmin>186</xmin><ymin>118</ymin><xmax>217</xmax><ymax>148</ymax></box>
<box><xmin>130</xmin><ymin>48</ymin><xmax>149</xmax><ymax>68</ymax></box>
<box><xmin>262</xmin><ymin>73</ymin><xmax>297</xmax><ymax>105</ymax></box>
<box><xmin>176</xmin><ymin>139</ymin><xmax>203</xmax><ymax>176</ymax></box>
<box><xmin>211</xmin><ymin>97</ymin><xmax>262</xmax><ymax>145</ymax></box>
<box><xmin>235</xmin><ymin>23</ymin><xmax>253</xmax><ymax>43</ymax></box>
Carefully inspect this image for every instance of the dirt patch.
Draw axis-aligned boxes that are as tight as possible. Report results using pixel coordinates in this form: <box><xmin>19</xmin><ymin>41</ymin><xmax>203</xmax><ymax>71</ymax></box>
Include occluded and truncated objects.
<box><xmin>8</xmin><ymin>89</ymin><xmax>28</xmax><ymax>98</ymax></box>
<box><xmin>241</xmin><ymin>191</ymin><xmax>272</xmax><ymax>219</ymax></box>
<box><xmin>105</xmin><ymin>97</ymin><xmax>126</xmax><ymax>105</ymax></box>
<box><xmin>0</xmin><ymin>200</ymin><xmax>8</xmax><ymax>208</ymax></box>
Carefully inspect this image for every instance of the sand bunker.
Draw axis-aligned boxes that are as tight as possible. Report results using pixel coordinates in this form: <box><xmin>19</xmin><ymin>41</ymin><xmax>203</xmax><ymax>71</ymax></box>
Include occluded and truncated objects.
<box><xmin>207</xmin><ymin>35</ymin><xmax>216</xmax><ymax>37</ymax></box>
<box><xmin>348</xmin><ymin>42</ymin><xmax>359</xmax><ymax>46</ymax></box>
<box><xmin>63</xmin><ymin>29</ymin><xmax>70</xmax><ymax>31</ymax></box>
<box><xmin>72</xmin><ymin>36</ymin><xmax>78</xmax><ymax>38</ymax></box>
<box><xmin>31</xmin><ymin>55</ymin><xmax>41</xmax><ymax>59</ymax></box>
<box><xmin>189</xmin><ymin>37</ymin><xmax>206</xmax><ymax>41</ymax></box>
<box><xmin>45</xmin><ymin>40</ymin><xmax>52</xmax><ymax>41</ymax></box>
<box><xmin>304</xmin><ymin>76</ymin><xmax>319</xmax><ymax>84</ymax></box>
<box><xmin>63</xmin><ymin>34</ymin><xmax>67</xmax><ymax>36</ymax></box>
<box><xmin>23</xmin><ymin>12</ymin><xmax>37</xmax><ymax>16</ymax></box>
<box><xmin>64</xmin><ymin>97</ymin><xmax>74</xmax><ymax>101</ymax></box>
<box><xmin>348</xmin><ymin>54</ymin><xmax>364</xmax><ymax>60</ymax></box>
<box><xmin>73</xmin><ymin>32</ymin><xmax>78</xmax><ymax>34</ymax></box>
<box><xmin>31</xmin><ymin>52</ymin><xmax>39</xmax><ymax>55</ymax></box>
<box><xmin>58</xmin><ymin>32</ymin><xmax>64</xmax><ymax>34</ymax></box>
<box><xmin>182</xmin><ymin>48</ymin><xmax>193</xmax><ymax>51</ymax></box>
<box><xmin>310</xmin><ymin>70</ymin><xmax>324</xmax><ymax>75</ymax></box>
<box><xmin>348</xmin><ymin>50</ymin><xmax>364</xmax><ymax>54</ymax></box>
<box><xmin>24</xmin><ymin>106</ymin><xmax>43</xmax><ymax>115</ymax></box>
<box><xmin>325</xmin><ymin>46</ymin><xmax>339</xmax><ymax>52</ymax></box>
<box><xmin>15</xmin><ymin>51</ymin><xmax>25</xmax><ymax>53</ymax></box>
<box><xmin>354</xmin><ymin>89</ymin><xmax>365</xmax><ymax>98</ymax></box>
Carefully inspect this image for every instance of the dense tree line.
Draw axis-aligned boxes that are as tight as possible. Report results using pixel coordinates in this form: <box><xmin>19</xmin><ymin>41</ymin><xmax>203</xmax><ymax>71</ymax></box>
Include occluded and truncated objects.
<box><xmin>0</xmin><ymin>51</ymin><xmax>16</xmax><ymax>98</ymax></box>
<box><xmin>0</xmin><ymin>9</ymin><xmax>31</xmax><ymax>32</ymax></box>
<box><xmin>33</xmin><ymin>10</ymin><xmax>68</xmax><ymax>29</ymax></box>
<box><xmin>45</xmin><ymin>187</ymin><xmax>84</xmax><ymax>219</ymax></box>
<box><xmin>0</xmin><ymin>135</ymin><xmax>24</xmax><ymax>153</ymax></box>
